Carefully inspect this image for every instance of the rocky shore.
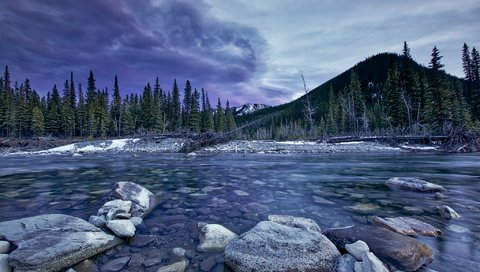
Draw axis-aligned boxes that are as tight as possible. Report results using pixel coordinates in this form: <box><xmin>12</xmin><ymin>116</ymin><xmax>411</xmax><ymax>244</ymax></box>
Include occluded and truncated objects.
<box><xmin>0</xmin><ymin>177</ymin><xmax>461</xmax><ymax>272</ymax></box>
<box><xmin>1</xmin><ymin>137</ymin><xmax>442</xmax><ymax>156</ymax></box>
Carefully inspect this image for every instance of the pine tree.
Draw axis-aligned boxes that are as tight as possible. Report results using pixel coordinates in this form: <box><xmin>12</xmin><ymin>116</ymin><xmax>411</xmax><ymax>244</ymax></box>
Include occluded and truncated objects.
<box><xmin>384</xmin><ymin>67</ymin><xmax>402</xmax><ymax>127</ymax></box>
<box><xmin>225</xmin><ymin>100</ymin><xmax>236</xmax><ymax>131</ymax></box>
<box><xmin>462</xmin><ymin>43</ymin><xmax>472</xmax><ymax>82</ymax></box>
<box><xmin>31</xmin><ymin>106</ymin><xmax>45</xmax><ymax>136</ymax></box>
<box><xmin>214</xmin><ymin>98</ymin><xmax>225</xmax><ymax>132</ymax></box>
<box><xmin>121</xmin><ymin>96</ymin><xmax>134</xmax><ymax>135</ymax></box>
<box><xmin>471</xmin><ymin>47</ymin><xmax>480</xmax><ymax>119</ymax></box>
<box><xmin>69</xmin><ymin>72</ymin><xmax>76</xmax><ymax>137</ymax></box>
<box><xmin>189</xmin><ymin>89</ymin><xmax>200</xmax><ymax>132</ymax></box>
<box><xmin>326</xmin><ymin>85</ymin><xmax>339</xmax><ymax>134</ymax></box>
<box><xmin>171</xmin><ymin>79</ymin><xmax>181</xmax><ymax>130</ymax></box>
<box><xmin>402</xmin><ymin>41</ymin><xmax>412</xmax><ymax>59</ymax></box>
<box><xmin>77</xmin><ymin>83</ymin><xmax>86</xmax><ymax>137</ymax></box>
<box><xmin>182</xmin><ymin>80</ymin><xmax>192</xmax><ymax>128</ymax></box>
<box><xmin>86</xmin><ymin>71</ymin><xmax>97</xmax><ymax>137</ymax></box>
<box><xmin>62</xmin><ymin>80</ymin><xmax>75</xmax><ymax>137</ymax></box>
<box><xmin>15</xmin><ymin>83</ymin><xmax>28</xmax><ymax>137</ymax></box>
<box><xmin>200</xmin><ymin>89</ymin><xmax>214</xmax><ymax>132</ymax></box>
<box><xmin>153</xmin><ymin>79</ymin><xmax>163</xmax><ymax>132</ymax></box>
<box><xmin>46</xmin><ymin>85</ymin><xmax>62</xmax><ymax>136</ymax></box>
<box><xmin>111</xmin><ymin>75</ymin><xmax>122</xmax><ymax>136</ymax></box>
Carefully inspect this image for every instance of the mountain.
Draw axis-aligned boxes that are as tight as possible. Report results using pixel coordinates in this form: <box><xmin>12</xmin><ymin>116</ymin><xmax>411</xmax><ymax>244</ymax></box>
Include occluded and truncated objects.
<box><xmin>232</xmin><ymin>103</ymin><xmax>270</xmax><ymax>116</ymax></box>
<box><xmin>235</xmin><ymin>52</ymin><xmax>478</xmax><ymax>140</ymax></box>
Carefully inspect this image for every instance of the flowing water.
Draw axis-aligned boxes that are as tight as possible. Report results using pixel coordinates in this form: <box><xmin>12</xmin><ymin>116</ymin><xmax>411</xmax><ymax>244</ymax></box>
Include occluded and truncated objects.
<box><xmin>0</xmin><ymin>152</ymin><xmax>479</xmax><ymax>271</ymax></box>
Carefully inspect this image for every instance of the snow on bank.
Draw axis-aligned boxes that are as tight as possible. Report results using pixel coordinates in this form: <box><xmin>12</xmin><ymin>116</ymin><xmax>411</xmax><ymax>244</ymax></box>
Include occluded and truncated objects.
<box><xmin>45</xmin><ymin>139</ymin><xmax>140</xmax><ymax>154</ymax></box>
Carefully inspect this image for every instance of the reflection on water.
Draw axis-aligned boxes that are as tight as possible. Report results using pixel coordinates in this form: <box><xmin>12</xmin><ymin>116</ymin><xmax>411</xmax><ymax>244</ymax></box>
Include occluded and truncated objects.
<box><xmin>0</xmin><ymin>152</ymin><xmax>479</xmax><ymax>271</ymax></box>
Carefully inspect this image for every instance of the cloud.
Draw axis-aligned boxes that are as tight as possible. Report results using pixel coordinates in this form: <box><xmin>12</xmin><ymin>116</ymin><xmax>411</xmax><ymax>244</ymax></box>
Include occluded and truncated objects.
<box><xmin>0</xmin><ymin>0</ymin><xmax>267</xmax><ymax>105</ymax></box>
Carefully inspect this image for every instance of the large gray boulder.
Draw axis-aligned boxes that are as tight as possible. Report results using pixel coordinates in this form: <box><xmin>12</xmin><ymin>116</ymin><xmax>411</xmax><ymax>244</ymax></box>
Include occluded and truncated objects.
<box><xmin>386</xmin><ymin>177</ymin><xmax>445</xmax><ymax>193</ymax></box>
<box><xmin>225</xmin><ymin>221</ymin><xmax>340</xmax><ymax>271</ymax></box>
<box><xmin>112</xmin><ymin>182</ymin><xmax>156</xmax><ymax>218</ymax></box>
<box><xmin>324</xmin><ymin>225</ymin><xmax>433</xmax><ymax>271</ymax></box>
<box><xmin>268</xmin><ymin>214</ymin><xmax>322</xmax><ymax>233</ymax></box>
<box><xmin>0</xmin><ymin>214</ymin><xmax>122</xmax><ymax>272</ymax></box>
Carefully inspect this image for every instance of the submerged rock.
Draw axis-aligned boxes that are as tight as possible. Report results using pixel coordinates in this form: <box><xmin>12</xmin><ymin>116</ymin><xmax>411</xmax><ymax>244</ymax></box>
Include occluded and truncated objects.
<box><xmin>156</xmin><ymin>259</ymin><xmax>187</xmax><ymax>272</ymax></box>
<box><xmin>433</xmin><ymin>205</ymin><xmax>461</xmax><ymax>220</ymax></box>
<box><xmin>386</xmin><ymin>177</ymin><xmax>445</xmax><ymax>193</ymax></box>
<box><xmin>100</xmin><ymin>256</ymin><xmax>130</xmax><ymax>272</ymax></box>
<box><xmin>267</xmin><ymin>214</ymin><xmax>322</xmax><ymax>233</ymax></box>
<box><xmin>112</xmin><ymin>182</ymin><xmax>156</xmax><ymax>218</ymax></box>
<box><xmin>197</xmin><ymin>223</ymin><xmax>238</xmax><ymax>252</ymax></box>
<box><xmin>106</xmin><ymin>220</ymin><xmax>136</xmax><ymax>238</ymax></box>
<box><xmin>224</xmin><ymin>221</ymin><xmax>340</xmax><ymax>271</ymax></box>
<box><xmin>89</xmin><ymin>215</ymin><xmax>107</xmax><ymax>228</ymax></box>
<box><xmin>345</xmin><ymin>240</ymin><xmax>369</xmax><ymax>261</ymax></box>
<box><xmin>372</xmin><ymin>216</ymin><xmax>442</xmax><ymax>237</ymax></box>
<box><xmin>72</xmin><ymin>259</ymin><xmax>99</xmax><ymax>272</ymax></box>
<box><xmin>324</xmin><ymin>225</ymin><xmax>434</xmax><ymax>271</ymax></box>
<box><xmin>0</xmin><ymin>214</ymin><xmax>122</xmax><ymax>272</ymax></box>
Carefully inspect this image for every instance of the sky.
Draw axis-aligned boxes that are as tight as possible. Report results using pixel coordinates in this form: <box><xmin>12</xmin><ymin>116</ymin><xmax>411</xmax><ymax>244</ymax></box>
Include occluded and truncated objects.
<box><xmin>1</xmin><ymin>0</ymin><xmax>479</xmax><ymax>106</ymax></box>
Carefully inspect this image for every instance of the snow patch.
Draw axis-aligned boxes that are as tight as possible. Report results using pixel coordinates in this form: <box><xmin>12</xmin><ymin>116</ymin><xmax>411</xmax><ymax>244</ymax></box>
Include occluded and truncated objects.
<box><xmin>277</xmin><ymin>141</ymin><xmax>316</xmax><ymax>145</ymax></box>
<box><xmin>336</xmin><ymin>141</ymin><xmax>364</xmax><ymax>145</ymax></box>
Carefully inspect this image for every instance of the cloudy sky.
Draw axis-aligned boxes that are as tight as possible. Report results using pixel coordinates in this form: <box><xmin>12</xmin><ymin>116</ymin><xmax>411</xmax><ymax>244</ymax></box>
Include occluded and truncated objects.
<box><xmin>1</xmin><ymin>0</ymin><xmax>479</xmax><ymax>106</ymax></box>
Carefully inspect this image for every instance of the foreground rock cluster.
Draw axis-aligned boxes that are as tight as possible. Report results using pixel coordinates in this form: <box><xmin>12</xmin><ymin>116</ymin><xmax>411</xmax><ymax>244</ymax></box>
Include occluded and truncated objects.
<box><xmin>0</xmin><ymin>176</ymin><xmax>461</xmax><ymax>272</ymax></box>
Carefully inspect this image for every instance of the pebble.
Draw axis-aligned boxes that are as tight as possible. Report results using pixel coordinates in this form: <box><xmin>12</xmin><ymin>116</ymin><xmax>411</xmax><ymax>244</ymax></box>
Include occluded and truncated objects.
<box><xmin>143</xmin><ymin>257</ymin><xmax>162</xmax><ymax>267</ymax></box>
<box><xmin>172</xmin><ymin>247</ymin><xmax>186</xmax><ymax>257</ymax></box>
<box><xmin>0</xmin><ymin>241</ymin><xmax>10</xmax><ymax>254</ymax></box>
<box><xmin>106</xmin><ymin>220</ymin><xmax>136</xmax><ymax>238</ymax></box>
<box><xmin>130</xmin><ymin>234</ymin><xmax>156</xmax><ymax>247</ymax></box>
<box><xmin>156</xmin><ymin>259</ymin><xmax>187</xmax><ymax>272</ymax></box>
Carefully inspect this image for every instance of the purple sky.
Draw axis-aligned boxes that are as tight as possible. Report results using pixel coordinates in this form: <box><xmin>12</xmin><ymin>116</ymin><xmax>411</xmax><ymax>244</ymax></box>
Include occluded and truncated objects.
<box><xmin>1</xmin><ymin>0</ymin><xmax>479</xmax><ymax>106</ymax></box>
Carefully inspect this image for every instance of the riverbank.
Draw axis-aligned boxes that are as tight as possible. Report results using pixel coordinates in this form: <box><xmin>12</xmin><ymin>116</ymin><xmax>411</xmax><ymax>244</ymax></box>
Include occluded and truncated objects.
<box><xmin>1</xmin><ymin>137</ymin><xmax>443</xmax><ymax>156</ymax></box>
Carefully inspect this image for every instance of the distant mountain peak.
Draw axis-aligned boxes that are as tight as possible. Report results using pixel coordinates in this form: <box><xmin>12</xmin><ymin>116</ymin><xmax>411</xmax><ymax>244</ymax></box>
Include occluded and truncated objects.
<box><xmin>232</xmin><ymin>103</ymin><xmax>270</xmax><ymax>116</ymax></box>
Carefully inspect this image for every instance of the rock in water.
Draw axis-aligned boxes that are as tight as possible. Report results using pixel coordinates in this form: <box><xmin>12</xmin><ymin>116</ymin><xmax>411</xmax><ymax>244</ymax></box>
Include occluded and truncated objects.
<box><xmin>0</xmin><ymin>214</ymin><xmax>122</xmax><ymax>272</ymax></box>
<box><xmin>0</xmin><ymin>254</ymin><xmax>11</xmax><ymax>272</ymax></box>
<box><xmin>336</xmin><ymin>254</ymin><xmax>356</xmax><ymax>272</ymax></box>
<box><xmin>97</xmin><ymin>200</ymin><xmax>132</xmax><ymax>216</ymax></box>
<box><xmin>324</xmin><ymin>225</ymin><xmax>433</xmax><ymax>271</ymax></box>
<box><xmin>100</xmin><ymin>256</ymin><xmax>130</xmax><ymax>272</ymax></box>
<box><xmin>156</xmin><ymin>259</ymin><xmax>187</xmax><ymax>272</ymax></box>
<box><xmin>0</xmin><ymin>241</ymin><xmax>10</xmax><ymax>254</ymax></box>
<box><xmin>433</xmin><ymin>205</ymin><xmax>461</xmax><ymax>220</ymax></box>
<box><xmin>386</xmin><ymin>177</ymin><xmax>445</xmax><ymax>193</ymax></box>
<box><xmin>225</xmin><ymin>221</ymin><xmax>340</xmax><ymax>271</ymax></box>
<box><xmin>268</xmin><ymin>214</ymin><xmax>322</xmax><ymax>233</ymax></box>
<box><xmin>197</xmin><ymin>223</ymin><xmax>238</xmax><ymax>252</ymax></box>
<box><xmin>345</xmin><ymin>240</ymin><xmax>369</xmax><ymax>261</ymax></box>
<box><xmin>362</xmin><ymin>252</ymin><xmax>389</xmax><ymax>272</ymax></box>
<box><xmin>372</xmin><ymin>216</ymin><xmax>442</xmax><ymax>237</ymax></box>
<box><xmin>106</xmin><ymin>220</ymin><xmax>136</xmax><ymax>238</ymax></box>
<box><xmin>112</xmin><ymin>182</ymin><xmax>155</xmax><ymax>218</ymax></box>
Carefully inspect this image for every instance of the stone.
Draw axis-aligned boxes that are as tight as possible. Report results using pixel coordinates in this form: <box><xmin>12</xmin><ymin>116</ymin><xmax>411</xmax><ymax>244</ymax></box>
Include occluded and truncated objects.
<box><xmin>267</xmin><ymin>214</ymin><xmax>322</xmax><ymax>233</ymax></box>
<box><xmin>233</xmin><ymin>190</ymin><xmax>249</xmax><ymax>196</ymax></box>
<box><xmin>130</xmin><ymin>217</ymin><xmax>143</xmax><ymax>226</ymax></box>
<box><xmin>156</xmin><ymin>259</ymin><xmax>187</xmax><ymax>272</ymax></box>
<box><xmin>345</xmin><ymin>240</ymin><xmax>369</xmax><ymax>261</ymax></box>
<box><xmin>89</xmin><ymin>215</ymin><xmax>107</xmax><ymax>228</ymax></box>
<box><xmin>106</xmin><ymin>220</ymin><xmax>136</xmax><ymax>238</ymax></box>
<box><xmin>347</xmin><ymin>203</ymin><xmax>379</xmax><ymax>212</ymax></box>
<box><xmin>324</xmin><ymin>225</ymin><xmax>433</xmax><ymax>271</ymax></box>
<box><xmin>336</xmin><ymin>254</ymin><xmax>356</xmax><ymax>272</ymax></box>
<box><xmin>72</xmin><ymin>259</ymin><xmax>100</xmax><ymax>272</ymax></box>
<box><xmin>130</xmin><ymin>234</ymin><xmax>156</xmax><ymax>247</ymax></box>
<box><xmin>172</xmin><ymin>247</ymin><xmax>186</xmax><ymax>257</ymax></box>
<box><xmin>143</xmin><ymin>257</ymin><xmax>162</xmax><ymax>267</ymax></box>
<box><xmin>240</xmin><ymin>202</ymin><xmax>270</xmax><ymax>214</ymax></box>
<box><xmin>112</xmin><ymin>181</ymin><xmax>156</xmax><ymax>218</ymax></box>
<box><xmin>313</xmin><ymin>195</ymin><xmax>335</xmax><ymax>204</ymax></box>
<box><xmin>200</xmin><ymin>256</ymin><xmax>217</xmax><ymax>271</ymax></box>
<box><xmin>0</xmin><ymin>241</ymin><xmax>10</xmax><ymax>254</ymax></box>
<box><xmin>106</xmin><ymin>209</ymin><xmax>126</xmax><ymax>221</ymax></box>
<box><xmin>0</xmin><ymin>214</ymin><xmax>122</xmax><ymax>272</ymax></box>
<box><xmin>225</xmin><ymin>221</ymin><xmax>340</xmax><ymax>271</ymax></box>
<box><xmin>433</xmin><ymin>205</ymin><xmax>461</xmax><ymax>220</ymax></box>
<box><xmin>98</xmin><ymin>199</ymin><xmax>132</xmax><ymax>216</ymax></box>
<box><xmin>115</xmin><ymin>213</ymin><xmax>131</xmax><ymax>219</ymax></box>
<box><xmin>66</xmin><ymin>269</ymin><xmax>76</xmax><ymax>272</ymax></box>
<box><xmin>197</xmin><ymin>223</ymin><xmax>238</xmax><ymax>252</ymax></box>
<box><xmin>0</xmin><ymin>254</ymin><xmax>12</xmax><ymax>272</ymax></box>
<box><xmin>372</xmin><ymin>216</ymin><xmax>442</xmax><ymax>237</ymax></box>
<box><xmin>362</xmin><ymin>252</ymin><xmax>388</xmax><ymax>272</ymax></box>
<box><xmin>100</xmin><ymin>256</ymin><xmax>131</xmax><ymax>272</ymax></box>
<box><xmin>354</xmin><ymin>261</ymin><xmax>363</xmax><ymax>272</ymax></box>
<box><xmin>386</xmin><ymin>177</ymin><xmax>445</xmax><ymax>193</ymax></box>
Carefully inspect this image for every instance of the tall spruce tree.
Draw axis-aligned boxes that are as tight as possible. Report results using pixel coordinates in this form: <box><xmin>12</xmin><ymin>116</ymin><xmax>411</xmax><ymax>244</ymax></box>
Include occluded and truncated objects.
<box><xmin>225</xmin><ymin>100</ymin><xmax>236</xmax><ymax>131</ymax></box>
<box><xmin>111</xmin><ymin>75</ymin><xmax>122</xmax><ymax>136</ymax></box>
<box><xmin>189</xmin><ymin>89</ymin><xmax>200</xmax><ymax>132</ymax></box>
<box><xmin>214</xmin><ymin>98</ymin><xmax>225</xmax><ymax>132</ymax></box>
<box><xmin>31</xmin><ymin>106</ymin><xmax>45</xmax><ymax>136</ymax></box>
<box><xmin>182</xmin><ymin>80</ymin><xmax>192</xmax><ymax>129</ymax></box>
<box><xmin>171</xmin><ymin>79</ymin><xmax>181</xmax><ymax>130</ymax></box>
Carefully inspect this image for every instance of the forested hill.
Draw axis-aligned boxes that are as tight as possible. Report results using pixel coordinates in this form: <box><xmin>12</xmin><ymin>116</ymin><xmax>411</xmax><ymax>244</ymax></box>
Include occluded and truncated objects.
<box><xmin>236</xmin><ymin>44</ymin><xmax>480</xmax><ymax>140</ymax></box>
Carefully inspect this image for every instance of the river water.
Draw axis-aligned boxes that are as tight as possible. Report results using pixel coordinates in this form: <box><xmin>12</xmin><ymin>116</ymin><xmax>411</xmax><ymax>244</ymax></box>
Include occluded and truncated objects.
<box><xmin>0</xmin><ymin>152</ymin><xmax>479</xmax><ymax>271</ymax></box>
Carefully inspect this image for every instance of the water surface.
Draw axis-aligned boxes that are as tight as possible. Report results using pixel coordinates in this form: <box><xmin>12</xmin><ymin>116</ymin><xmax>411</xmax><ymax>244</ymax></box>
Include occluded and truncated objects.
<box><xmin>0</xmin><ymin>152</ymin><xmax>479</xmax><ymax>271</ymax></box>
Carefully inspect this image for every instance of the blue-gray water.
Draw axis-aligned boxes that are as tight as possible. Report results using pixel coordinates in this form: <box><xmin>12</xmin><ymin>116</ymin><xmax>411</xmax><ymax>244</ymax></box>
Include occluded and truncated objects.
<box><xmin>0</xmin><ymin>152</ymin><xmax>479</xmax><ymax>271</ymax></box>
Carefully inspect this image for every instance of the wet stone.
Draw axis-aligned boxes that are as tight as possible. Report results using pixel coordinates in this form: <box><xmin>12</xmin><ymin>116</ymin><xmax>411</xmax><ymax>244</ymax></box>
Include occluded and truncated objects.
<box><xmin>156</xmin><ymin>259</ymin><xmax>187</xmax><ymax>272</ymax></box>
<box><xmin>0</xmin><ymin>254</ymin><xmax>11</xmax><ymax>272</ymax></box>
<box><xmin>100</xmin><ymin>256</ymin><xmax>131</xmax><ymax>272</ymax></box>
<box><xmin>336</xmin><ymin>254</ymin><xmax>356</xmax><ymax>272</ymax></box>
<box><xmin>72</xmin><ymin>259</ymin><xmax>100</xmax><ymax>272</ymax></box>
<box><xmin>0</xmin><ymin>241</ymin><xmax>10</xmax><ymax>254</ymax></box>
<box><xmin>130</xmin><ymin>234</ymin><xmax>156</xmax><ymax>247</ymax></box>
<box><xmin>128</xmin><ymin>253</ymin><xmax>145</xmax><ymax>269</ymax></box>
<box><xmin>143</xmin><ymin>257</ymin><xmax>162</xmax><ymax>267</ymax></box>
<box><xmin>172</xmin><ymin>247</ymin><xmax>186</xmax><ymax>257</ymax></box>
<box><xmin>200</xmin><ymin>256</ymin><xmax>217</xmax><ymax>271</ymax></box>
<box><xmin>345</xmin><ymin>240</ymin><xmax>369</xmax><ymax>261</ymax></box>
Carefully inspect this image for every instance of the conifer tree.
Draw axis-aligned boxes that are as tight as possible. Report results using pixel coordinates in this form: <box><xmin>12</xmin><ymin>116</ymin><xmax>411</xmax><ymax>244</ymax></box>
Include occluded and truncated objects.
<box><xmin>46</xmin><ymin>85</ymin><xmax>62</xmax><ymax>135</ymax></box>
<box><xmin>384</xmin><ymin>67</ymin><xmax>402</xmax><ymax>127</ymax></box>
<box><xmin>225</xmin><ymin>100</ymin><xmax>236</xmax><ymax>131</ymax></box>
<box><xmin>31</xmin><ymin>106</ymin><xmax>45</xmax><ymax>136</ymax></box>
<box><xmin>182</xmin><ymin>80</ymin><xmax>192</xmax><ymax>128</ymax></box>
<box><xmin>86</xmin><ymin>71</ymin><xmax>97</xmax><ymax>137</ymax></box>
<box><xmin>111</xmin><ymin>75</ymin><xmax>122</xmax><ymax>136</ymax></box>
<box><xmin>214</xmin><ymin>98</ymin><xmax>225</xmax><ymax>132</ymax></box>
<box><xmin>77</xmin><ymin>83</ymin><xmax>86</xmax><ymax>137</ymax></box>
<box><xmin>121</xmin><ymin>96</ymin><xmax>134</xmax><ymax>135</ymax></box>
<box><xmin>189</xmin><ymin>89</ymin><xmax>200</xmax><ymax>132</ymax></box>
<box><xmin>153</xmin><ymin>79</ymin><xmax>163</xmax><ymax>132</ymax></box>
<box><xmin>402</xmin><ymin>41</ymin><xmax>412</xmax><ymax>59</ymax></box>
<box><xmin>171</xmin><ymin>79</ymin><xmax>181</xmax><ymax>130</ymax></box>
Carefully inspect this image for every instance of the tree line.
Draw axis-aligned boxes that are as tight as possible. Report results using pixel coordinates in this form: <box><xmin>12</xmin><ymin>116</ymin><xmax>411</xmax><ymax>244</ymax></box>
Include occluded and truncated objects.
<box><xmin>0</xmin><ymin>70</ymin><xmax>236</xmax><ymax>138</ymax></box>
<box><xmin>237</xmin><ymin>42</ymin><xmax>480</xmax><ymax>140</ymax></box>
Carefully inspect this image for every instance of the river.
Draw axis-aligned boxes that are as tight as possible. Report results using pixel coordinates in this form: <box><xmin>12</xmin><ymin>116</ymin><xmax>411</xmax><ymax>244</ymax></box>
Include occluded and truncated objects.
<box><xmin>0</xmin><ymin>152</ymin><xmax>479</xmax><ymax>271</ymax></box>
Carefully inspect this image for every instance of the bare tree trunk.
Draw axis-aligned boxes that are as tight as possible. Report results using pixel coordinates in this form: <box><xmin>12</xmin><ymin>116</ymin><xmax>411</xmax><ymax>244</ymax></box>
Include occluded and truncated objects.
<box><xmin>301</xmin><ymin>74</ymin><xmax>315</xmax><ymax>136</ymax></box>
